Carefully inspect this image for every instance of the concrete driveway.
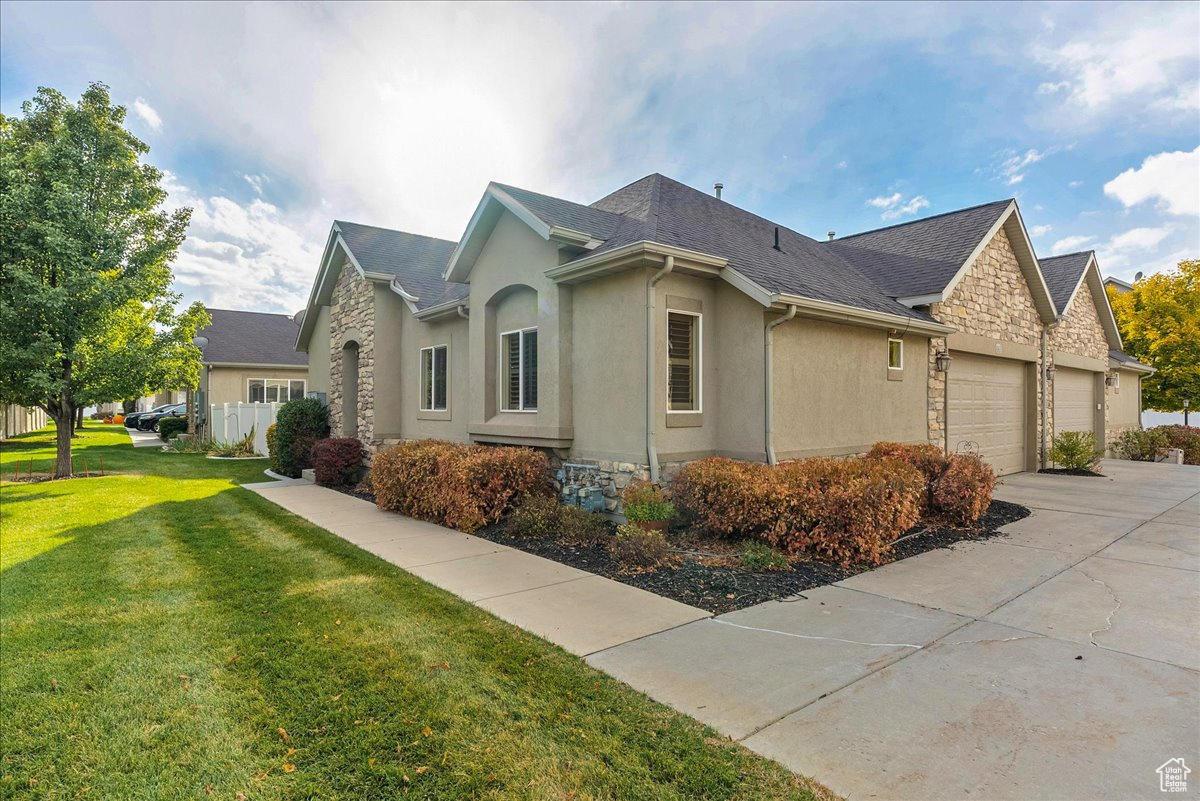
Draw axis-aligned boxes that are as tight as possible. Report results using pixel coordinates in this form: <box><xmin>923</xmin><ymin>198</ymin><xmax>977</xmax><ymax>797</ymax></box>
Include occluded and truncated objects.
<box><xmin>589</xmin><ymin>460</ymin><xmax>1199</xmax><ymax>800</ymax></box>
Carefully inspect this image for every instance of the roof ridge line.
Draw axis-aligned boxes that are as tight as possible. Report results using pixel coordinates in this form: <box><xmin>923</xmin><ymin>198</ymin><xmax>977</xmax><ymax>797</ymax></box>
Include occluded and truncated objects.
<box><xmin>335</xmin><ymin>219</ymin><xmax>458</xmax><ymax>245</ymax></box>
<box><xmin>834</xmin><ymin>198</ymin><xmax>1013</xmax><ymax>242</ymax></box>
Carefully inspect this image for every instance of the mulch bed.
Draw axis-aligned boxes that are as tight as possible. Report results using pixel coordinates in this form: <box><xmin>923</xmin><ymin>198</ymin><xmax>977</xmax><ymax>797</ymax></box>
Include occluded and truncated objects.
<box><xmin>1038</xmin><ymin>467</ymin><xmax>1105</xmax><ymax>477</ymax></box>
<box><xmin>329</xmin><ymin>483</ymin><xmax>1030</xmax><ymax>615</ymax></box>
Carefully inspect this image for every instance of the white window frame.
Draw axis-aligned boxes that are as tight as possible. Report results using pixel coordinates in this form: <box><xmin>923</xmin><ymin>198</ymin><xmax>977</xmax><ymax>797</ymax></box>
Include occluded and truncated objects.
<box><xmin>247</xmin><ymin>377</ymin><xmax>306</xmax><ymax>403</ymax></box>
<box><xmin>420</xmin><ymin>344</ymin><xmax>449</xmax><ymax>412</ymax></box>
<box><xmin>887</xmin><ymin>337</ymin><xmax>904</xmax><ymax>371</ymax></box>
<box><xmin>666</xmin><ymin>310</ymin><xmax>702</xmax><ymax>414</ymax></box>
<box><xmin>500</xmin><ymin>327</ymin><xmax>538</xmax><ymax>412</ymax></box>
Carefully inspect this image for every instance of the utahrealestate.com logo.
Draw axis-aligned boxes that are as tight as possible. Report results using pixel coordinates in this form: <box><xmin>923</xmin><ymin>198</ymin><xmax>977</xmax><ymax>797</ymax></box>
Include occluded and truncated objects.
<box><xmin>1157</xmin><ymin>758</ymin><xmax>1190</xmax><ymax>793</ymax></box>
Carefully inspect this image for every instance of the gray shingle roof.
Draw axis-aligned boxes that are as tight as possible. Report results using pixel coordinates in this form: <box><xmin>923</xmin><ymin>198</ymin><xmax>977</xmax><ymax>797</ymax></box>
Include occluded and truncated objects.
<box><xmin>1039</xmin><ymin>251</ymin><xmax>1093</xmax><ymax>314</ymax></box>
<box><xmin>578</xmin><ymin>174</ymin><xmax>937</xmax><ymax>322</ymax></box>
<box><xmin>492</xmin><ymin>183</ymin><xmax>629</xmax><ymax>241</ymax></box>
<box><xmin>199</xmin><ymin>309</ymin><xmax>307</xmax><ymax>366</ymax></box>
<box><xmin>335</xmin><ymin>221</ymin><xmax>468</xmax><ymax>310</ymax></box>
<box><xmin>1109</xmin><ymin>349</ymin><xmax>1153</xmax><ymax>371</ymax></box>
<box><xmin>823</xmin><ymin>199</ymin><xmax>1013</xmax><ymax>298</ymax></box>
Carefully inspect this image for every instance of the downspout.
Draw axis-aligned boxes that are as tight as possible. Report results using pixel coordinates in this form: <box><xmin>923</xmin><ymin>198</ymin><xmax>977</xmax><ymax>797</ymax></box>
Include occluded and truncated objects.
<box><xmin>1040</xmin><ymin>325</ymin><xmax>1049</xmax><ymax>469</ymax></box>
<box><xmin>764</xmin><ymin>304</ymin><xmax>798</xmax><ymax>464</ymax></box>
<box><xmin>646</xmin><ymin>256</ymin><xmax>675</xmax><ymax>482</ymax></box>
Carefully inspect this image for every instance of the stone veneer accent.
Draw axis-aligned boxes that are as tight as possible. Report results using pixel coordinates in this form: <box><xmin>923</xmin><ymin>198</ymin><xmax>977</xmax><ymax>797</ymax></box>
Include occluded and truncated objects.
<box><xmin>328</xmin><ymin>260</ymin><xmax>376</xmax><ymax>451</ymax></box>
<box><xmin>926</xmin><ymin>228</ymin><xmax>1045</xmax><ymax>450</ymax></box>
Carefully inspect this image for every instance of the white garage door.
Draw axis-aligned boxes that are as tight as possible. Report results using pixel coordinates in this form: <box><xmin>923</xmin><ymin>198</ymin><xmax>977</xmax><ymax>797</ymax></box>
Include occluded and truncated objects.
<box><xmin>949</xmin><ymin>352</ymin><xmax>1026</xmax><ymax>476</ymax></box>
<box><xmin>1054</xmin><ymin>367</ymin><xmax>1096</xmax><ymax>436</ymax></box>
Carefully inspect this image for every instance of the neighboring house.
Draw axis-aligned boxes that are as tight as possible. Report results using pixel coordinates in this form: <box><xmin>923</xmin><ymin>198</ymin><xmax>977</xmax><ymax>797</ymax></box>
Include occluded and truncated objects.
<box><xmin>192</xmin><ymin>309</ymin><xmax>309</xmax><ymax>439</ymax></box>
<box><xmin>1</xmin><ymin>404</ymin><xmax>48</xmax><ymax>439</ymax></box>
<box><xmin>1103</xmin><ymin>275</ymin><xmax>1134</xmax><ymax>295</ymax></box>
<box><xmin>296</xmin><ymin>173</ymin><xmax>1147</xmax><ymax>496</ymax></box>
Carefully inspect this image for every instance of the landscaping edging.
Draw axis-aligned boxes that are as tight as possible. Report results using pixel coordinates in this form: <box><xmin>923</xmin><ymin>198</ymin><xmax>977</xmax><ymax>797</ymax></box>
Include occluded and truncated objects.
<box><xmin>206</xmin><ymin>455</ymin><xmax>269</xmax><ymax>461</ymax></box>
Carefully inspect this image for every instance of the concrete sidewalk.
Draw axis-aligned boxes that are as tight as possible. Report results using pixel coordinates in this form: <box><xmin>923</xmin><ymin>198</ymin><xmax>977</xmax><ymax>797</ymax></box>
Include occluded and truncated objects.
<box><xmin>126</xmin><ymin>428</ymin><xmax>163</xmax><ymax>448</ymax></box>
<box><xmin>247</xmin><ymin>482</ymin><xmax>709</xmax><ymax>656</ymax></box>
<box><xmin>589</xmin><ymin>460</ymin><xmax>1200</xmax><ymax>801</ymax></box>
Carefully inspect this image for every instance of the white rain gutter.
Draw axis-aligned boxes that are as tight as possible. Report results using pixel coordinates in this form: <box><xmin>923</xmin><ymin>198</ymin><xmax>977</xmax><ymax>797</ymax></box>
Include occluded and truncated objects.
<box><xmin>646</xmin><ymin>256</ymin><xmax>675</xmax><ymax>482</ymax></box>
<box><xmin>764</xmin><ymin>304</ymin><xmax>798</xmax><ymax>464</ymax></box>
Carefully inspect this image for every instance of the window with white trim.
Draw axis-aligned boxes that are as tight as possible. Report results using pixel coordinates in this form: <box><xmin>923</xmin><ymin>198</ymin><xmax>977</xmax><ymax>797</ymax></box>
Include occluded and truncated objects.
<box><xmin>501</xmin><ymin>328</ymin><xmax>537</xmax><ymax>411</ymax></box>
<box><xmin>888</xmin><ymin>338</ymin><xmax>903</xmax><ymax>370</ymax></box>
<box><xmin>667</xmin><ymin>311</ymin><xmax>701</xmax><ymax>412</ymax></box>
<box><xmin>421</xmin><ymin>345</ymin><xmax>448</xmax><ymax>411</ymax></box>
<box><xmin>248</xmin><ymin>378</ymin><xmax>306</xmax><ymax>403</ymax></box>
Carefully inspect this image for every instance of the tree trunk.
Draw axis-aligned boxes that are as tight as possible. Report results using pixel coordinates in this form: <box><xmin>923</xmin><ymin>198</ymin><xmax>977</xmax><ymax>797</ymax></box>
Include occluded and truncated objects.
<box><xmin>53</xmin><ymin>409</ymin><xmax>73</xmax><ymax>478</ymax></box>
<box><xmin>75</xmin><ymin>405</ymin><xmax>85</xmax><ymax>432</ymax></box>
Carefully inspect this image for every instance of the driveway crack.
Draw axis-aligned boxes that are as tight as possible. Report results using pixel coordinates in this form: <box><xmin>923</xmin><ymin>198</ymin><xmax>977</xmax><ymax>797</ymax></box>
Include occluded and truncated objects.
<box><xmin>1079</xmin><ymin>570</ymin><xmax>1122</xmax><ymax>647</ymax></box>
<box><xmin>709</xmin><ymin>618</ymin><xmax>924</xmax><ymax>649</ymax></box>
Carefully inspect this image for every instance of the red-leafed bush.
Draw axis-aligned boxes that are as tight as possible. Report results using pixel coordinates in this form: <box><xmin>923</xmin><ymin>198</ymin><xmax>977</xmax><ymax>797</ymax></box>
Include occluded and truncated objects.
<box><xmin>371</xmin><ymin>440</ymin><xmax>548</xmax><ymax>533</ymax></box>
<box><xmin>310</xmin><ymin>438</ymin><xmax>365</xmax><ymax>487</ymax></box>
<box><xmin>866</xmin><ymin>441</ymin><xmax>948</xmax><ymax>512</ymax></box>
<box><xmin>671</xmin><ymin>457</ymin><xmax>791</xmax><ymax>541</ymax></box>
<box><xmin>673</xmin><ymin>455</ymin><xmax>924</xmax><ymax>566</ymax></box>
<box><xmin>771</xmin><ymin>457</ymin><xmax>924</xmax><ymax>566</ymax></box>
<box><xmin>1155</xmin><ymin>425</ymin><xmax>1200</xmax><ymax>465</ymax></box>
<box><xmin>930</xmin><ymin>454</ymin><xmax>996</xmax><ymax>525</ymax></box>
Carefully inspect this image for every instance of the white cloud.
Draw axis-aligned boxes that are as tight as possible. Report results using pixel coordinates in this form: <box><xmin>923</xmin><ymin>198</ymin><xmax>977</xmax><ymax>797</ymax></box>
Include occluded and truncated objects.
<box><xmin>1030</xmin><ymin>224</ymin><xmax>1052</xmax><ymax>237</ymax></box>
<box><xmin>243</xmin><ymin>174</ymin><xmax>267</xmax><ymax>196</ymax></box>
<box><xmin>866</xmin><ymin>192</ymin><xmax>930</xmax><ymax>220</ymax></box>
<box><xmin>1050</xmin><ymin>235</ymin><xmax>1094</xmax><ymax>255</ymax></box>
<box><xmin>131</xmin><ymin>97</ymin><xmax>162</xmax><ymax>131</ymax></box>
<box><xmin>835</xmin><ymin>160</ymin><xmax>848</xmax><ymax>169</ymax></box>
<box><xmin>1068</xmin><ymin>180</ymin><xmax>1083</xmax><ymax>188</ymax></box>
<box><xmin>1032</xmin><ymin>6</ymin><xmax>1200</xmax><ymax>117</ymax></box>
<box><xmin>1108</xmin><ymin>226</ymin><xmax>1173</xmax><ymax>252</ymax></box>
<box><xmin>994</xmin><ymin>147</ymin><xmax>1060</xmax><ymax>185</ymax></box>
<box><xmin>1104</xmin><ymin>147</ymin><xmax>1200</xmax><ymax>217</ymax></box>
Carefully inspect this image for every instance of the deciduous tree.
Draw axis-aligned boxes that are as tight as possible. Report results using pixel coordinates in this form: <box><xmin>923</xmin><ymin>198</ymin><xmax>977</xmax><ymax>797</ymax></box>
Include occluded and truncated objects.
<box><xmin>0</xmin><ymin>83</ymin><xmax>195</xmax><ymax>476</ymax></box>
<box><xmin>1107</xmin><ymin>259</ymin><xmax>1200</xmax><ymax>413</ymax></box>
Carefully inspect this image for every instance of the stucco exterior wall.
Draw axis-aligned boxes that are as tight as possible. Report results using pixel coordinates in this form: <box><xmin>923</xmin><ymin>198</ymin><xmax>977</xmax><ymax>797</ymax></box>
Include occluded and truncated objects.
<box><xmin>306</xmin><ymin>305</ymin><xmax>331</xmax><ymax>394</ymax></box>
<box><xmin>774</xmin><ymin>319</ymin><xmax>928</xmax><ymax>459</ymax></box>
<box><xmin>328</xmin><ymin>259</ymin><xmax>376</xmax><ymax>447</ymax></box>
<box><xmin>206</xmin><ymin>366</ymin><xmax>308</xmax><ymax>407</ymax></box>
<box><xmin>654</xmin><ymin>272</ymin><xmax>720</xmax><ymax>463</ymax></box>
<box><xmin>927</xmin><ymin>228</ymin><xmax>1046</xmax><ymax>459</ymax></box>
<box><xmin>1107</xmin><ymin>369</ymin><xmax>1142</xmax><ymax>431</ymax></box>
<box><xmin>714</xmin><ymin>283</ymin><xmax>768</xmax><ymax>462</ymax></box>
<box><xmin>399</xmin><ymin>310</ymin><xmax>471</xmax><ymax>444</ymax></box>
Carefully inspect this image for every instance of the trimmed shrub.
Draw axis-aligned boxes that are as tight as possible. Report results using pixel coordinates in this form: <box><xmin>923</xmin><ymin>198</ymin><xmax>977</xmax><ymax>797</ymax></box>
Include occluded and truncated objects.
<box><xmin>266</xmin><ymin>424</ymin><xmax>279</xmax><ymax>472</ymax></box>
<box><xmin>930</xmin><ymin>454</ymin><xmax>996</xmax><ymax>526</ymax></box>
<box><xmin>674</xmin><ymin>456</ymin><xmax>924</xmax><ymax>566</ymax></box>
<box><xmin>738</xmin><ymin>541</ymin><xmax>789</xmax><ymax>571</ymax></box>
<box><xmin>866</xmin><ymin>441</ymin><xmax>947</xmax><ymax>513</ymax></box>
<box><xmin>311</xmin><ymin>438</ymin><xmax>365</xmax><ymax>487</ymax></box>
<box><xmin>273</xmin><ymin>398</ymin><xmax>330</xmax><ymax>478</ymax></box>
<box><xmin>1049</xmin><ymin>430</ymin><xmax>1102</xmax><ymax>471</ymax></box>
<box><xmin>610</xmin><ymin>523</ymin><xmax>670</xmax><ymax>568</ymax></box>
<box><xmin>1154</xmin><ymin>425</ymin><xmax>1200</xmax><ymax>465</ymax></box>
<box><xmin>507</xmin><ymin>494</ymin><xmax>608</xmax><ymax>543</ymax></box>
<box><xmin>157</xmin><ymin>417</ymin><xmax>188</xmax><ymax>441</ymax></box>
<box><xmin>1113</xmin><ymin>428</ymin><xmax>1169</xmax><ymax>462</ymax></box>
<box><xmin>620</xmin><ymin>480</ymin><xmax>675</xmax><ymax>525</ymax></box>
<box><xmin>372</xmin><ymin>440</ymin><xmax>548</xmax><ymax>533</ymax></box>
<box><xmin>771</xmin><ymin>457</ymin><xmax>924</xmax><ymax>566</ymax></box>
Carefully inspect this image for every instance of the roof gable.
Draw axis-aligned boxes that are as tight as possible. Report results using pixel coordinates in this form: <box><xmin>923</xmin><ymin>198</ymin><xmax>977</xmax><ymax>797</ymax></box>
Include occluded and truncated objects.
<box><xmin>1045</xmin><ymin>251</ymin><xmax>1122</xmax><ymax>350</ymax></box>
<box><xmin>199</xmin><ymin>309</ymin><xmax>306</xmax><ymax>366</ymax></box>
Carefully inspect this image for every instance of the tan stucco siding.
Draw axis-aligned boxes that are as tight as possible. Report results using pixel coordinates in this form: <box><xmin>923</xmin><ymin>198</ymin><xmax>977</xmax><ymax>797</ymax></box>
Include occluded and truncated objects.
<box><xmin>305</xmin><ymin>305</ymin><xmax>331</xmax><ymax>394</ymax></box>
<box><xmin>571</xmin><ymin>269</ymin><xmax>648</xmax><ymax>463</ymax></box>
<box><xmin>466</xmin><ymin>211</ymin><xmax>573</xmax><ymax>443</ymax></box>
<box><xmin>714</xmin><ymin>283</ymin><xmax>767</xmax><ymax>461</ymax></box>
<box><xmin>400</xmin><ymin>310</ymin><xmax>471</xmax><ymax>443</ymax></box>
<box><xmin>773</xmin><ymin>319</ymin><xmax>928</xmax><ymax>459</ymax></box>
<box><xmin>1107</xmin><ymin>369</ymin><xmax>1142</xmax><ymax>429</ymax></box>
<box><xmin>654</xmin><ymin>272</ymin><xmax>720</xmax><ymax>461</ymax></box>
<box><xmin>205</xmin><ymin>365</ymin><xmax>309</xmax><ymax>407</ymax></box>
<box><xmin>372</xmin><ymin>287</ymin><xmax>406</xmax><ymax>440</ymax></box>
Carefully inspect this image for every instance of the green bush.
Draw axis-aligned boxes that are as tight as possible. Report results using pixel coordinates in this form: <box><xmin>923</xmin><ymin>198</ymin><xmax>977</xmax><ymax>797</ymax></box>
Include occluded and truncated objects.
<box><xmin>1113</xmin><ymin>428</ymin><xmax>1169</xmax><ymax>461</ymax></box>
<box><xmin>620</xmin><ymin>480</ymin><xmax>675</xmax><ymax>524</ymax></box>
<box><xmin>1049</xmin><ymin>430</ymin><xmax>1102</xmax><ymax>471</ymax></box>
<box><xmin>506</xmin><ymin>494</ymin><xmax>608</xmax><ymax>543</ymax></box>
<box><xmin>266</xmin><ymin>423</ymin><xmax>278</xmax><ymax>471</ymax></box>
<box><xmin>610</xmin><ymin>523</ymin><xmax>670</xmax><ymax>569</ymax></box>
<box><xmin>157</xmin><ymin>417</ymin><xmax>188</xmax><ymax>441</ymax></box>
<box><xmin>738</xmin><ymin>541</ymin><xmax>789</xmax><ymax>571</ymax></box>
<box><xmin>1153</xmin><ymin>425</ymin><xmax>1200</xmax><ymax>465</ymax></box>
<box><xmin>273</xmin><ymin>398</ymin><xmax>330</xmax><ymax>478</ymax></box>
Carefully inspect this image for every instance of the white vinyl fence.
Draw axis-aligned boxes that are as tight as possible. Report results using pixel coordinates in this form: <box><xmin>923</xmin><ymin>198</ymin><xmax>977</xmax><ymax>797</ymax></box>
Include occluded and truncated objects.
<box><xmin>208</xmin><ymin>402</ymin><xmax>280</xmax><ymax>456</ymax></box>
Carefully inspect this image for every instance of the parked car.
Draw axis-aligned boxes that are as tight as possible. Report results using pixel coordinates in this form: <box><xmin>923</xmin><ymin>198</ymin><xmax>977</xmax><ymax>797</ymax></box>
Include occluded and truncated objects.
<box><xmin>124</xmin><ymin>403</ymin><xmax>174</xmax><ymax>429</ymax></box>
<box><xmin>136</xmin><ymin>403</ymin><xmax>186</xmax><ymax>432</ymax></box>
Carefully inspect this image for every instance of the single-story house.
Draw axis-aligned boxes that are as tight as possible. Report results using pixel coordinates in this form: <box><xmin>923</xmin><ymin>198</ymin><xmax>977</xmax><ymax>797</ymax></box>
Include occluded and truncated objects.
<box><xmin>295</xmin><ymin>173</ymin><xmax>1149</xmax><ymax>501</ymax></box>
<box><xmin>191</xmin><ymin>308</ymin><xmax>309</xmax><ymax>438</ymax></box>
<box><xmin>1</xmin><ymin>404</ymin><xmax>48</xmax><ymax>439</ymax></box>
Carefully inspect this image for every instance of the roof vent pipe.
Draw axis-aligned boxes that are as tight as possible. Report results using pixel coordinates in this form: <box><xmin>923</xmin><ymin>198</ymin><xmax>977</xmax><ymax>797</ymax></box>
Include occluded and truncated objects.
<box><xmin>827</xmin><ymin>231</ymin><xmax>836</xmax><ymax>241</ymax></box>
<box><xmin>713</xmin><ymin>182</ymin><xmax>723</xmax><ymax>200</ymax></box>
<box><xmin>773</xmin><ymin>227</ymin><xmax>782</xmax><ymax>251</ymax></box>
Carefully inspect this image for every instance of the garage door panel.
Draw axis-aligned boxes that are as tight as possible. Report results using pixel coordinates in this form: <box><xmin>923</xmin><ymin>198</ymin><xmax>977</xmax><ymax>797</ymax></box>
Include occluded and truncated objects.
<box><xmin>949</xmin><ymin>353</ymin><xmax>1026</xmax><ymax>476</ymax></box>
<box><xmin>1054</xmin><ymin>367</ymin><xmax>1095</xmax><ymax>436</ymax></box>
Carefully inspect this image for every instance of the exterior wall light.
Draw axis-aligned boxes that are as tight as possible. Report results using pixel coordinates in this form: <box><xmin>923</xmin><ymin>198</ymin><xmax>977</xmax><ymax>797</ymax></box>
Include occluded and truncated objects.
<box><xmin>1045</xmin><ymin>365</ymin><xmax>1056</xmax><ymax>379</ymax></box>
<box><xmin>1105</xmin><ymin>371</ymin><xmax>1117</xmax><ymax>387</ymax></box>
<box><xmin>935</xmin><ymin>350</ymin><xmax>951</xmax><ymax>372</ymax></box>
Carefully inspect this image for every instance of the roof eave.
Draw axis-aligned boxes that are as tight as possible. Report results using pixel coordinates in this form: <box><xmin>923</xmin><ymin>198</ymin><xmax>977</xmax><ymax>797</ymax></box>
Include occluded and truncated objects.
<box><xmin>545</xmin><ymin>240</ymin><xmax>728</xmax><ymax>285</ymax></box>
<box><xmin>771</xmin><ymin>293</ymin><xmax>955</xmax><ymax>336</ymax></box>
<box><xmin>413</xmin><ymin>298</ymin><xmax>470</xmax><ymax>322</ymax></box>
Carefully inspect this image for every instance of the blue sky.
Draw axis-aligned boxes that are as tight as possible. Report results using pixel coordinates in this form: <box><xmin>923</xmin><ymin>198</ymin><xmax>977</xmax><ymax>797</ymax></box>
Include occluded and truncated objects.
<box><xmin>2</xmin><ymin>0</ymin><xmax>1197</xmax><ymax>314</ymax></box>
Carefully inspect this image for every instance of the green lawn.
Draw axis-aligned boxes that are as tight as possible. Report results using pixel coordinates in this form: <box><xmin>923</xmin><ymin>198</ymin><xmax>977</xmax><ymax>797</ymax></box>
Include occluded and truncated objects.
<box><xmin>0</xmin><ymin>424</ymin><xmax>829</xmax><ymax>800</ymax></box>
